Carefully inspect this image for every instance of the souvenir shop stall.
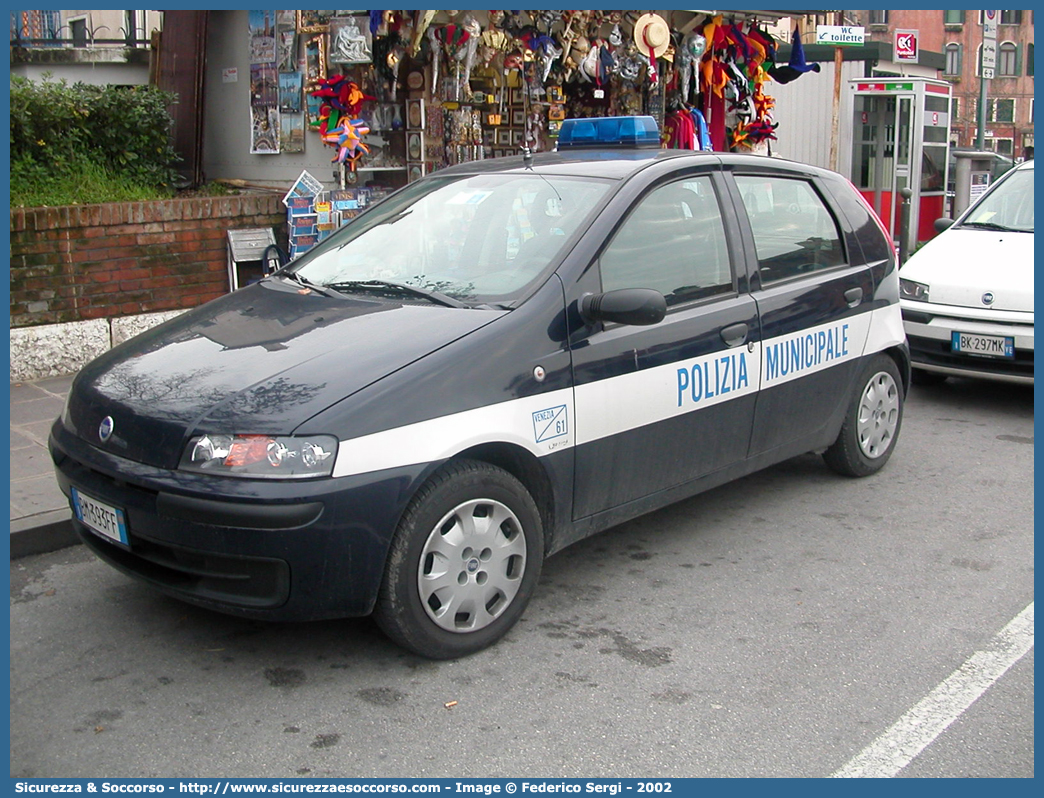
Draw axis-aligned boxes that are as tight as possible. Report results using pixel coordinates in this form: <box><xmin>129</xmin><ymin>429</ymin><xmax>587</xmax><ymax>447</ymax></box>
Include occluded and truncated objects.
<box><xmin>243</xmin><ymin>10</ymin><xmax>822</xmax><ymax>256</ymax></box>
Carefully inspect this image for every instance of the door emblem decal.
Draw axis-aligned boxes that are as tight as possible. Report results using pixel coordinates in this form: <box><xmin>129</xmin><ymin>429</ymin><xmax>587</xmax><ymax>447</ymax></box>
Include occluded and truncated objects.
<box><xmin>532</xmin><ymin>406</ymin><xmax>568</xmax><ymax>443</ymax></box>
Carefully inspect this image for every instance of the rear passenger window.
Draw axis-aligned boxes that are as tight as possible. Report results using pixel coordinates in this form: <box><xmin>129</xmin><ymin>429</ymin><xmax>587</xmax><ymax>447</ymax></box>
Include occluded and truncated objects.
<box><xmin>600</xmin><ymin>177</ymin><xmax>733</xmax><ymax>306</ymax></box>
<box><xmin>735</xmin><ymin>176</ymin><xmax>846</xmax><ymax>284</ymax></box>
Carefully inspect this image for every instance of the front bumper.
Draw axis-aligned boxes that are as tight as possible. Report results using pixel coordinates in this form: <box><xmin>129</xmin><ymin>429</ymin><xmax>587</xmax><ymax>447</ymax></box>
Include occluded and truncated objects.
<box><xmin>901</xmin><ymin>300</ymin><xmax>1034</xmax><ymax>384</ymax></box>
<box><xmin>49</xmin><ymin>419</ymin><xmax>430</xmax><ymax>621</ymax></box>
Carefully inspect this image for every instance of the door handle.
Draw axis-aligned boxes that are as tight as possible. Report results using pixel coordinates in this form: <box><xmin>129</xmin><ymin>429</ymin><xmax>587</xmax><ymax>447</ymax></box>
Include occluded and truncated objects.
<box><xmin>720</xmin><ymin>322</ymin><xmax>749</xmax><ymax>347</ymax></box>
<box><xmin>844</xmin><ymin>287</ymin><xmax>864</xmax><ymax>307</ymax></box>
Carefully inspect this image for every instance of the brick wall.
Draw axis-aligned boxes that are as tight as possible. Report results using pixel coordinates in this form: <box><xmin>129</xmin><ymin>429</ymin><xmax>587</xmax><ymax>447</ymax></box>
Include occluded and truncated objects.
<box><xmin>10</xmin><ymin>194</ymin><xmax>287</xmax><ymax>328</ymax></box>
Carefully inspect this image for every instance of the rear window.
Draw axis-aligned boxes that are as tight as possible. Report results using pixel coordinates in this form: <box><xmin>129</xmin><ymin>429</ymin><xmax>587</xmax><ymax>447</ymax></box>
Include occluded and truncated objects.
<box><xmin>735</xmin><ymin>176</ymin><xmax>847</xmax><ymax>284</ymax></box>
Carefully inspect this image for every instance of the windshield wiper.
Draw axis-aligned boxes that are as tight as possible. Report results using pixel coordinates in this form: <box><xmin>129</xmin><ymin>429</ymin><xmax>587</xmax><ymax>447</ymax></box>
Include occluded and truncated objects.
<box><xmin>280</xmin><ymin>272</ymin><xmax>341</xmax><ymax>298</ymax></box>
<box><xmin>959</xmin><ymin>220</ymin><xmax>1027</xmax><ymax>232</ymax></box>
<box><xmin>322</xmin><ymin>280</ymin><xmax>470</xmax><ymax>308</ymax></box>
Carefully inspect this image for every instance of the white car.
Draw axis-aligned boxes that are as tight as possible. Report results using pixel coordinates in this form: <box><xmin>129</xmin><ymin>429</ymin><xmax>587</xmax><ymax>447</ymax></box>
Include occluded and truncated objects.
<box><xmin>900</xmin><ymin>159</ymin><xmax>1034</xmax><ymax>385</ymax></box>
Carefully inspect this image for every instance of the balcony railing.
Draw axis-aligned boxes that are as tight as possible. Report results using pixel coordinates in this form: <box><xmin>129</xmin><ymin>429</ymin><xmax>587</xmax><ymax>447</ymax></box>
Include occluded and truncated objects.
<box><xmin>11</xmin><ymin>34</ymin><xmax>153</xmax><ymax>48</ymax></box>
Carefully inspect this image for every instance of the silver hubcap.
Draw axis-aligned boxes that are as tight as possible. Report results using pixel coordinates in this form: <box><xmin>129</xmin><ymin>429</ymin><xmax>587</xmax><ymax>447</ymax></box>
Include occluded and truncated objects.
<box><xmin>418</xmin><ymin>499</ymin><xmax>527</xmax><ymax>633</ymax></box>
<box><xmin>857</xmin><ymin>371</ymin><xmax>900</xmax><ymax>459</ymax></box>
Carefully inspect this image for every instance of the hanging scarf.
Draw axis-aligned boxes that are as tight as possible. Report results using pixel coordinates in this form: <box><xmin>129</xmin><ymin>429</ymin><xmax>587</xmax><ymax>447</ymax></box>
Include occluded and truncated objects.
<box><xmin>691</xmin><ymin>108</ymin><xmax>712</xmax><ymax>151</ymax></box>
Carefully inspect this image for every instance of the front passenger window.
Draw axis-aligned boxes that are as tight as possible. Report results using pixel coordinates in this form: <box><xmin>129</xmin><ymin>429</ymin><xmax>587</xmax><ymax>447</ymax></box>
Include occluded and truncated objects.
<box><xmin>599</xmin><ymin>177</ymin><xmax>733</xmax><ymax>306</ymax></box>
<box><xmin>735</xmin><ymin>175</ymin><xmax>846</xmax><ymax>284</ymax></box>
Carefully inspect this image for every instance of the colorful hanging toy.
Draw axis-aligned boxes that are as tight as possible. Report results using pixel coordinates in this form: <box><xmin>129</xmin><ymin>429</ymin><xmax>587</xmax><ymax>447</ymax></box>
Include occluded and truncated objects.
<box><xmin>309</xmin><ymin>76</ymin><xmax>375</xmax><ymax>166</ymax></box>
<box><xmin>322</xmin><ymin>117</ymin><xmax>371</xmax><ymax>167</ymax></box>
<box><xmin>309</xmin><ymin>76</ymin><xmax>374</xmax><ymax>135</ymax></box>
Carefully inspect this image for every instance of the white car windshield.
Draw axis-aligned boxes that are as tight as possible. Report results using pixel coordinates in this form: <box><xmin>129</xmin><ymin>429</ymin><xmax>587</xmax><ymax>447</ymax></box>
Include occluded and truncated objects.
<box><xmin>961</xmin><ymin>166</ymin><xmax>1035</xmax><ymax>233</ymax></box>
<box><xmin>288</xmin><ymin>172</ymin><xmax>612</xmax><ymax>306</ymax></box>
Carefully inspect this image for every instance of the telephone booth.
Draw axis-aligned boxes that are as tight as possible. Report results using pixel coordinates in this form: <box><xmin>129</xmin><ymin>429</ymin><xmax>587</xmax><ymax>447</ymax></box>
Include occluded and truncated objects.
<box><xmin>849</xmin><ymin>77</ymin><xmax>952</xmax><ymax>255</ymax></box>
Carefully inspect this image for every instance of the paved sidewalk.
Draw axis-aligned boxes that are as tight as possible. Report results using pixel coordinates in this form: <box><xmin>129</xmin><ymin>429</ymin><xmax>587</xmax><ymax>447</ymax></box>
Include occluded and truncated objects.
<box><xmin>10</xmin><ymin>375</ymin><xmax>79</xmax><ymax>558</ymax></box>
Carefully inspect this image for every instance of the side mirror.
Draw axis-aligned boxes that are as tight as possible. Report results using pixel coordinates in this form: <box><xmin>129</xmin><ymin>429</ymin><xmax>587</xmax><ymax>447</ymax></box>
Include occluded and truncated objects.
<box><xmin>579</xmin><ymin>288</ymin><xmax>667</xmax><ymax>327</ymax></box>
<box><xmin>934</xmin><ymin>217</ymin><xmax>955</xmax><ymax>234</ymax></box>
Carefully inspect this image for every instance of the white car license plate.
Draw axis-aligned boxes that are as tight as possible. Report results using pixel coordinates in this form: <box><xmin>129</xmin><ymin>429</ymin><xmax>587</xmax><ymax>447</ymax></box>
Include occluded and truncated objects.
<box><xmin>71</xmin><ymin>487</ymin><xmax>129</xmax><ymax>546</ymax></box>
<box><xmin>951</xmin><ymin>331</ymin><xmax>1015</xmax><ymax>359</ymax></box>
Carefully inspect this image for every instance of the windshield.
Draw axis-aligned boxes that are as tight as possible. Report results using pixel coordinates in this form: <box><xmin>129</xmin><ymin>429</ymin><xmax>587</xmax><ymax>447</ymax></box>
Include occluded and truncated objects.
<box><xmin>961</xmin><ymin>166</ymin><xmax>1034</xmax><ymax>233</ymax></box>
<box><xmin>287</xmin><ymin>172</ymin><xmax>612</xmax><ymax>305</ymax></box>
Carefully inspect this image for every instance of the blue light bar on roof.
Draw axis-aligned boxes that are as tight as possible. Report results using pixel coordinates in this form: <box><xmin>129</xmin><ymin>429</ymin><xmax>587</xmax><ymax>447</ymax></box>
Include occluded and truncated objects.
<box><xmin>556</xmin><ymin>116</ymin><xmax>661</xmax><ymax>149</ymax></box>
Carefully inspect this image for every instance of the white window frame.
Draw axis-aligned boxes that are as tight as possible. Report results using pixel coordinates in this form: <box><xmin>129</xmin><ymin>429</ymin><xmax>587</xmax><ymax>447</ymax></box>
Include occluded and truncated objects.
<box><xmin>998</xmin><ymin>41</ymin><xmax>1018</xmax><ymax>76</ymax></box>
<box><xmin>944</xmin><ymin>42</ymin><xmax>962</xmax><ymax>76</ymax></box>
<box><xmin>986</xmin><ymin>137</ymin><xmax>1014</xmax><ymax>157</ymax></box>
<box><xmin>987</xmin><ymin>97</ymin><xmax>1016</xmax><ymax>124</ymax></box>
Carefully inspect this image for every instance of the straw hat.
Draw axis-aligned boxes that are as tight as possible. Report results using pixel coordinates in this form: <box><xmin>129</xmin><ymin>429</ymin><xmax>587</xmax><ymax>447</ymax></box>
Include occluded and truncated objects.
<box><xmin>632</xmin><ymin>13</ymin><xmax>671</xmax><ymax>59</ymax></box>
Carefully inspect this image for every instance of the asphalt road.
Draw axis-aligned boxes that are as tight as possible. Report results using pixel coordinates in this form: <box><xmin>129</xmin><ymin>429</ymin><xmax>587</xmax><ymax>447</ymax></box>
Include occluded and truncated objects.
<box><xmin>10</xmin><ymin>377</ymin><xmax>1034</xmax><ymax>778</ymax></box>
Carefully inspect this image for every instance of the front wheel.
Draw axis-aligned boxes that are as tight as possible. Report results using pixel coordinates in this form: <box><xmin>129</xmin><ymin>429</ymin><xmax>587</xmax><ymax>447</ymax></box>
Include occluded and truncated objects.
<box><xmin>823</xmin><ymin>354</ymin><xmax>904</xmax><ymax>477</ymax></box>
<box><xmin>373</xmin><ymin>460</ymin><xmax>544</xmax><ymax>659</ymax></box>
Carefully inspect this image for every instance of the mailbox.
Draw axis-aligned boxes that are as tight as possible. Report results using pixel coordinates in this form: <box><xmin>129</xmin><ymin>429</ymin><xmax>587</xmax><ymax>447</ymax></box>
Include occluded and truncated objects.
<box><xmin>226</xmin><ymin>228</ymin><xmax>278</xmax><ymax>291</ymax></box>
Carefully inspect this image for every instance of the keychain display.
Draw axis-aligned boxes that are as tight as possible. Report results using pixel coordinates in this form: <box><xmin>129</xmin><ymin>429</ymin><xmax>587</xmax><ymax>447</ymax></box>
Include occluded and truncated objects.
<box><xmin>234</xmin><ymin>9</ymin><xmax>818</xmax><ymax>258</ymax></box>
<box><xmin>251</xmin><ymin>9</ymin><xmax>803</xmax><ymax>211</ymax></box>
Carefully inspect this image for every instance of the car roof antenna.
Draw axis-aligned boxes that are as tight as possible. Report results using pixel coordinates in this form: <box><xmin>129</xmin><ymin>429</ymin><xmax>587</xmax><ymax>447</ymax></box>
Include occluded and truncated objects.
<box><xmin>522</xmin><ymin>144</ymin><xmax>562</xmax><ymax>202</ymax></box>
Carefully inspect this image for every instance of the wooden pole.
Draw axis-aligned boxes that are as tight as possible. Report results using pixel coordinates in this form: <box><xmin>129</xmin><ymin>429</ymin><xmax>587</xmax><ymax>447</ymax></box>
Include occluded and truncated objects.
<box><xmin>829</xmin><ymin>10</ymin><xmax>844</xmax><ymax>171</ymax></box>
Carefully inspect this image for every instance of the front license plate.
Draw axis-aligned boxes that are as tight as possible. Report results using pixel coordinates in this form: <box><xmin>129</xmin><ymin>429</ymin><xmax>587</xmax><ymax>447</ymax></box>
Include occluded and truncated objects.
<box><xmin>71</xmin><ymin>487</ymin><xmax>128</xmax><ymax>546</ymax></box>
<box><xmin>951</xmin><ymin>331</ymin><xmax>1015</xmax><ymax>359</ymax></box>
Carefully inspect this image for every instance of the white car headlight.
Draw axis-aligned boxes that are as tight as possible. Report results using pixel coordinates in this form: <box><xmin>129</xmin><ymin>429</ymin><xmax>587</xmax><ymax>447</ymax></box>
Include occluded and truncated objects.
<box><xmin>899</xmin><ymin>279</ymin><xmax>930</xmax><ymax>302</ymax></box>
<box><xmin>180</xmin><ymin>433</ymin><xmax>338</xmax><ymax>479</ymax></box>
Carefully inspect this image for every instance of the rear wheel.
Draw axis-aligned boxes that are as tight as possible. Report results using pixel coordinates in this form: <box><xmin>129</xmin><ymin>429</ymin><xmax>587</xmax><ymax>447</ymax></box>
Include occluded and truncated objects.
<box><xmin>373</xmin><ymin>460</ymin><xmax>543</xmax><ymax>659</ymax></box>
<box><xmin>824</xmin><ymin>354</ymin><xmax>904</xmax><ymax>477</ymax></box>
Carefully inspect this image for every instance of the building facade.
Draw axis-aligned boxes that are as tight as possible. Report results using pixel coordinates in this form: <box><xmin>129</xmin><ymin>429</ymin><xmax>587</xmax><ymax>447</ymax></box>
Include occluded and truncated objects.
<box><xmin>10</xmin><ymin>9</ymin><xmax>162</xmax><ymax>86</ymax></box>
<box><xmin>11</xmin><ymin>10</ymin><xmax>161</xmax><ymax>46</ymax></box>
<box><xmin>853</xmin><ymin>9</ymin><xmax>1034</xmax><ymax>158</ymax></box>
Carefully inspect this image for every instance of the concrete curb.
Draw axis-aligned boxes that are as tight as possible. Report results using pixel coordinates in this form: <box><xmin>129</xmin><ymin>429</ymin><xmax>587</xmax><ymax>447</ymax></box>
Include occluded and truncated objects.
<box><xmin>10</xmin><ymin>309</ymin><xmax>185</xmax><ymax>383</ymax></box>
<box><xmin>10</xmin><ymin>510</ymin><xmax>81</xmax><ymax>559</ymax></box>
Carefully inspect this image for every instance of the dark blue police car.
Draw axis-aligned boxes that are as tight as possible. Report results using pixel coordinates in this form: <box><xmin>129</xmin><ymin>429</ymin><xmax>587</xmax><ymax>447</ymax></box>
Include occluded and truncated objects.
<box><xmin>50</xmin><ymin>117</ymin><xmax>909</xmax><ymax>658</ymax></box>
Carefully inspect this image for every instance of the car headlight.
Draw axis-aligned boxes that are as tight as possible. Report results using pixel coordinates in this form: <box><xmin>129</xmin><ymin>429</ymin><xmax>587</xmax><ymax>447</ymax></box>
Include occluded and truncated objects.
<box><xmin>899</xmin><ymin>279</ymin><xmax>930</xmax><ymax>302</ymax></box>
<box><xmin>180</xmin><ymin>433</ymin><xmax>338</xmax><ymax>479</ymax></box>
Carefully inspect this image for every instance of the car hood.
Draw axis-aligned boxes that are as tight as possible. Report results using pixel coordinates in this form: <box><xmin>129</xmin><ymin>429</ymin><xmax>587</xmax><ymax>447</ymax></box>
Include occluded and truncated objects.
<box><xmin>901</xmin><ymin>227</ymin><xmax>1034</xmax><ymax>312</ymax></box>
<box><xmin>66</xmin><ymin>281</ymin><xmax>504</xmax><ymax>469</ymax></box>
